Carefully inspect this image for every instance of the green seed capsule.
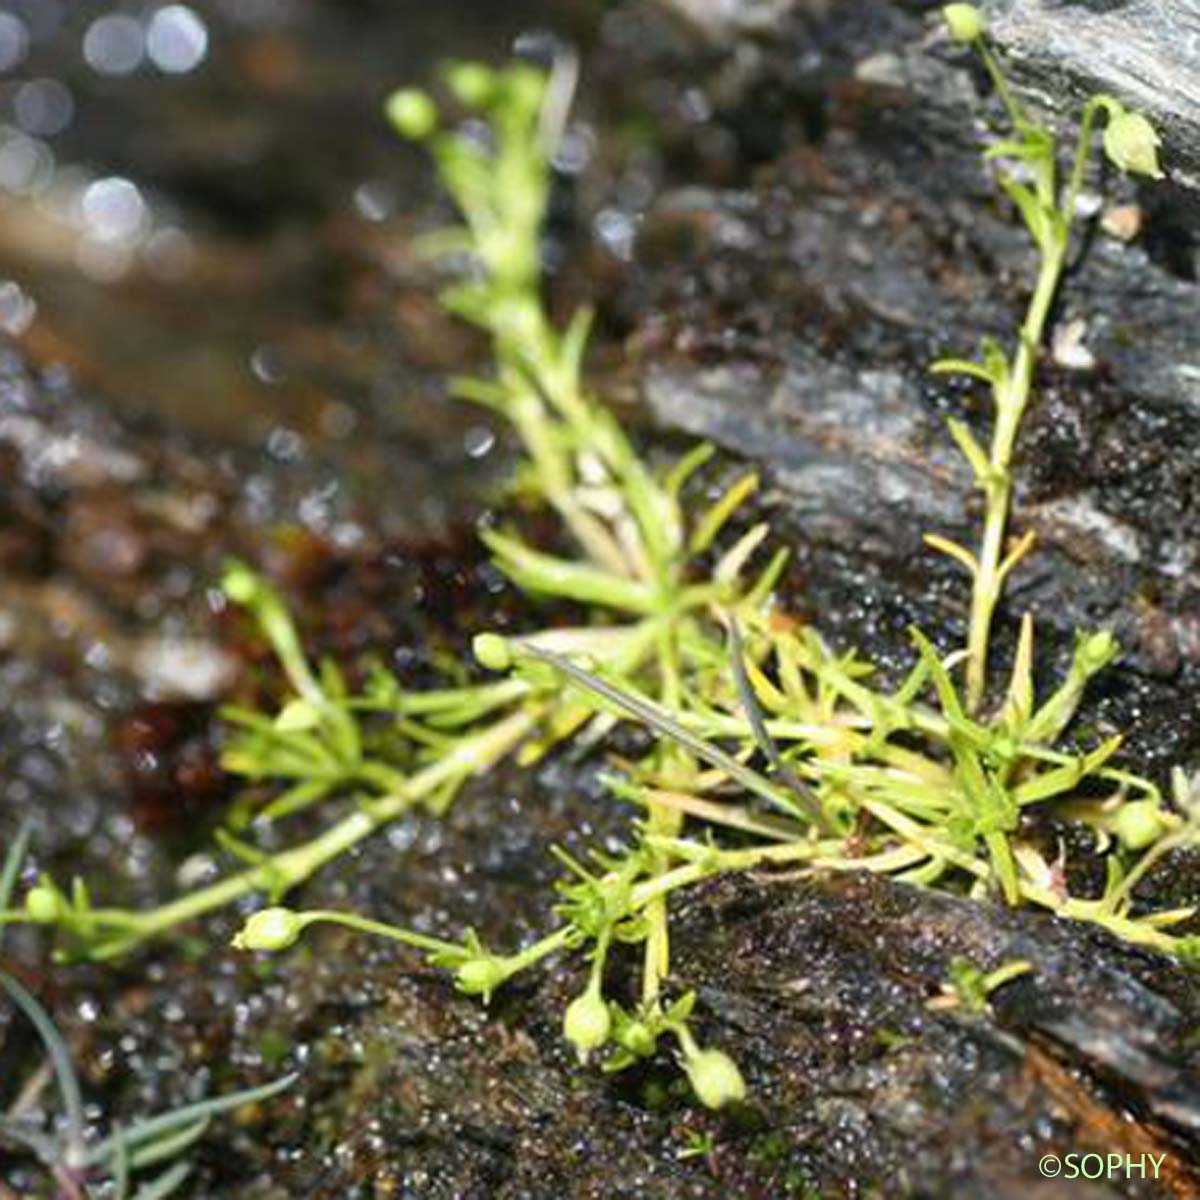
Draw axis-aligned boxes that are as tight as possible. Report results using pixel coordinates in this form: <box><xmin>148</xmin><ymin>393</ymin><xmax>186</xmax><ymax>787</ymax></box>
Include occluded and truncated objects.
<box><xmin>563</xmin><ymin>987</ymin><xmax>611</xmax><ymax>1060</ymax></box>
<box><xmin>1112</xmin><ymin>799</ymin><xmax>1167</xmax><ymax>851</ymax></box>
<box><xmin>455</xmin><ymin>956</ymin><xmax>509</xmax><ymax>1000</ymax></box>
<box><xmin>387</xmin><ymin>89</ymin><xmax>438</xmax><ymax>141</ymax></box>
<box><xmin>233</xmin><ymin>907</ymin><xmax>303</xmax><ymax>952</ymax></box>
<box><xmin>444</xmin><ymin>62</ymin><xmax>495</xmax><ymax>108</ymax></box>
<box><xmin>25</xmin><ymin>884</ymin><xmax>63</xmax><ymax>924</ymax></box>
<box><xmin>943</xmin><ymin>4</ymin><xmax>985</xmax><ymax>42</ymax></box>
<box><xmin>221</xmin><ymin>562</ymin><xmax>260</xmax><ymax>605</ymax></box>
<box><xmin>1103</xmin><ymin>110</ymin><xmax>1164</xmax><ymax>179</ymax></box>
<box><xmin>472</xmin><ymin>633</ymin><xmax>512</xmax><ymax>672</ymax></box>
<box><xmin>685</xmin><ymin>1047</ymin><xmax>746</xmax><ymax>1110</ymax></box>
<box><xmin>1078</xmin><ymin>629</ymin><xmax>1120</xmax><ymax>673</ymax></box>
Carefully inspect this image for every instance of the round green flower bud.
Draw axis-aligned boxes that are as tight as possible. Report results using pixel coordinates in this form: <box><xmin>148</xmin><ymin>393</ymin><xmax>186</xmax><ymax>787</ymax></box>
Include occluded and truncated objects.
<box><xmin>221</xmin><ymin>562</ymin><xmax>259</xmax><ymax>605</ymax></box>
<box><xmin>563</xmin><ymin>987</ymin><xmax>611</xmax><ymax>1061</ymax></box>
<box><xmin>1103</xmin><ymin>109</ymin><xmax>1163</xmax><ymax>179</ymax></box>
<box><xmin>1112</xmin><ymin>799</ymin><xmax>1168</xmax><ymax>851</ymax></box>
<box><xmin>943</xmin><ymin>4</ymin><xmax>985</xmax><ymax>42</ymax></box>
<box><xmin>233</xmin><ymin>907</ymin><xmax>303</xmax><ymax>952</ymax></box>
<box><xmin>472</xmin><ymin>633</ymin><xmax>512</xmax><ymax>672</ymax></box>
<box><xmin>387</xmin><ymin>88</ymin><xmax>438</xmax><ymax>141</ymax></box>
<box><xmin>455</xmin><ymin>956</ymin><xmax>509</xmax><ymax>1000</ymax></box>
<box><xmin>684</xmin><ymin>1047</ymin><xmax>747</xmax><ymax>1110</ymax></box>
<box><xmin>444</xmin><ymin>62</ymin><xmax>495</xmax><ymax>108</ymax></box>
<box><xmin>1079</xmin><ymin>629</ymin><xmax>1120</xmax><ymax>673</ymax></box>
<box><xmin>25</xmin><ymin>884</ymin><xmax>63</xmax><ymax>924</ymax></box>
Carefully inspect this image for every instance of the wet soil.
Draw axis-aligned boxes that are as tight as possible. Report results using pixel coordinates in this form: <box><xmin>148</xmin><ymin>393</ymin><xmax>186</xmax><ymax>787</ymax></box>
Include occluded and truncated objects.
<box><xmin>1</xmin><ymin>1</ymin><xmax>1199</xmax><ymax>1196</ymax></box>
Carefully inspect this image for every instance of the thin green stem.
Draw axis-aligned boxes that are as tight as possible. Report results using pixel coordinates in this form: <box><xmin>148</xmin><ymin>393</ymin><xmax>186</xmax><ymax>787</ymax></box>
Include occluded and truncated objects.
<box><xmin>1064</xmin><ymin>96</ymin><xmax>1115</xmax><ymax>222</ymax></box>
<box><xmin>672</xmin><ymin>1021</ymin><xmax>702</xmax><ymax>1059</ymax></box>
<box><xmin>977</xmin><ymin>41</ymin><xmax>1026</xmax><ymax>132</ymax></box>
<box><xmin>639</xmin><ymin>624</ymin><xmax>689</xmax><ymax>1011</ymax></box>
<box><xmin>85</xmin><ymin>706</ymin><xmax>540</xmax><ymax>959</ymax></box>
<box><xmin>1105</xmin><ymin>825</ymin><xmax>1191</xmax><ymax>910</ymax></box>
<box><xmin>295</xmin><ymin>911</ymin><xmax>463</xmax><ymax>957</ymax></box>
<box><xmin>504</xmin><ymin>924</ymin><xmax>575</xmax><ymax>973</ymax></box>
<box><xmin>966</xmin><ymin>234</ymin><xmax>1067</xmax><ymax>712</ymax></box>
<box><xmin>508</xmin><ymin>391</ymin><xmax>632</xmax><ymax>578</ymax></box>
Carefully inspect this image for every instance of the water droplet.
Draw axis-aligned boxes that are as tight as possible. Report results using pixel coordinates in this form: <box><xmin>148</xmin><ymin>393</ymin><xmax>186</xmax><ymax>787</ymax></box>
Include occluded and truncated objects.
<box><xmin>0</xmin><ymin>13</ymin><xmax>29</xmax><ymax>72</ymax></box>
<box><xmin>80</xmin><ymin>176</ymin><xmax>146</xmax><ymax>241</ymax></box>
<box><xmin>13</xmin><ymin>78</ymin><xmax>73</xmax><ymax>137</ymax></box>
<box><xmin>83</xmin><ymin>13</ymin><xmax>145</xmax><ymax>76</ymax></box>
<box><xmin>353</xmin><ymin>179</ymin><xmax>395</xmax><ymax>223</ymax></box>
<box><xmin>266</xmin><ymin>426</ymin><xmax>304</xmax><ymax>461</ymax></box>
<box><xmin>0</xmin><ymin>132</ymin><xmax>54</xmax><ymax>195</ymax></box>
<box><xmin>250</xmin><ymin>344</ymin><xmax>287</xmax><ymax>384</ymax></box>
<box><xmin>594</xmin><ymin>208</ymin><xmax>637</xmax><ymax>260</ymax></box>
<box><xmin>463</xmin><ymin>425</ymin><xmax>496</xmax><ymax>459</ymax></box>
<box><xmin>0</xmin><ymin>280</ymin><xmax>36</xmax><ymax>335</ymax></box>
<box><xmin>146</xmin><ymin>5</ymin><xmax>208</xmax><ymax>74</ymax></box>
<box><xmin>679</xmin><ymin>87</ymin><xmax>712</xmax><ymax>123</ymax></box>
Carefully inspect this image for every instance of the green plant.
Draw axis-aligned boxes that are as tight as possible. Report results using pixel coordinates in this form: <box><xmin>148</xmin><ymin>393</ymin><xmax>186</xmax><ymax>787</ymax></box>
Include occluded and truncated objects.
<box><xmin>930</xmin><ymin>956</ymin><xmax>1033</xmax><ymax>1014</ymax></box>
<box><xmin>6</xmin><ymin>23</ymin><xmax>1197</xmax><ymax>1116</ymax></box>
<box><xmin>932</xmin><ymin>3</ymin><xmax>1163</xmax><ymax>713</ymax></box>
<box><xmin>0</xmin><ymin>563</ymin><xmax>548</xmax><ymax>962</ymax></box>
<box><xmin>0</xmin><ymin>829</ymin><xmax>295</xmax><ymax>1197</ymax></box>
<box><xmin>676</xmin><ymin>1128</ymin><xmax>717</xmax><ymax>1163</ymax></box>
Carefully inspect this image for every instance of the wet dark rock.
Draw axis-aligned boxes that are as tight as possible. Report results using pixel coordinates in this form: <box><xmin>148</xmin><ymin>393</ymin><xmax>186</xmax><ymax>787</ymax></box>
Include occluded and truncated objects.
<box><xmin>615</xmin><ymin>0</ymin><xmax>1200</xmax><ymax>695</ymax></box>
<box><xmin>668</xmin><ymin>873</ymin><xmax>1200</xmax><ymax>1195</ymax></box>
<box><xmin>0</xmin><ymin>328</ymin><xmax>515</xmax><ymax>880</ymax></box>
<box><xmin>631</xmin><ymin>173</ymin><xmax>1200</xmax><ymax>670</ymax></box>
<box><xmin>9</xmin><ymin>862</ymin><xmax>1200</xmax><ymax>1198</ymax></box>
<box><xmin>646</xmin><ymin>0</ymin><xmax>1200</xmax><ymax>199</ymax></box>
<box><xmin>985</xmin><ymin>0</ymin><xmax>1200</xmax><ymax>193</ymax></box>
